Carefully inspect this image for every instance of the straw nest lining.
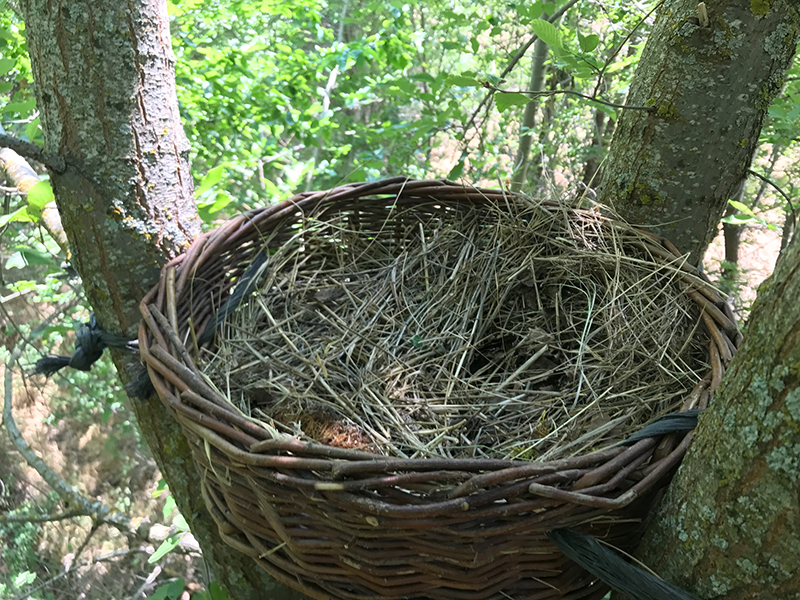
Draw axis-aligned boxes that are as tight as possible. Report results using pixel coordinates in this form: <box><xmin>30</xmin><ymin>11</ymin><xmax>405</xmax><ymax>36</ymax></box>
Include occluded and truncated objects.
<box><xmin>200</xmin><ymin>193</ymin><xmax>709</xmax><ymax>462</ymax></box>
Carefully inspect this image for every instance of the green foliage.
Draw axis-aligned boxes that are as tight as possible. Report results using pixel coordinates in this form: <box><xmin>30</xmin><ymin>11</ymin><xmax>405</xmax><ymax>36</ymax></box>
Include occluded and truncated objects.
<box><xmin>194</xmin><ymin>582</ymin><xmax>232</xmax><ymax>600</ymax></box>
<box><xmin>147</xmin><ymin>579</ymin><xmax>184</xmax><ymax>600</ymax></box>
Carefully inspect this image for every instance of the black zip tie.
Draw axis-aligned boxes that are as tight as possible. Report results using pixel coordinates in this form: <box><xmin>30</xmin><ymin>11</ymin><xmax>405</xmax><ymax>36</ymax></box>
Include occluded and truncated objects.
<box><xmin>198</xmin><ymin>248</ymin><xmax>270</xmax><ymax>346</ymax></box>
<box><xmin>618</xmin><ymin>409</ymin><xmax>704</xmax><ymax>446</ymax></box>
<box><xmin>34</xmin><ymin>313</ymin><xmax>138</xmax><ymax>376</ymax></box>
<box><xmin>547</xmin><ymin>529</ymin><xmax>701</xmax><ymax>600</ymax></box>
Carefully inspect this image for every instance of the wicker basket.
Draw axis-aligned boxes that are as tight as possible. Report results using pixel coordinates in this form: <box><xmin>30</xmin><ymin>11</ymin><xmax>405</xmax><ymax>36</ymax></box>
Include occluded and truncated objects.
<box><xmin>138</xmin><ymin>177</ymin><xmax>739</xmax><ymax>599</ymax></box>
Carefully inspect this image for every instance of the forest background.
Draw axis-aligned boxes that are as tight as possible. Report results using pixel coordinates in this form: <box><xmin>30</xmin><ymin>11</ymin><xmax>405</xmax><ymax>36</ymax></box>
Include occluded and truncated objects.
<box><xmin>0</xmin><ymin>0</ymin><xmax>798</xmax><ymax>599</ymax></box>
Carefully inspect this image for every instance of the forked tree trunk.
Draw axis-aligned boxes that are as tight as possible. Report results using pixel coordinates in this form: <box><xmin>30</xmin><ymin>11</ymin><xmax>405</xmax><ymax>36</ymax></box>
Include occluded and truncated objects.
<box><xmin>19</xmin><ymin>0</ymin><xmax>301</xmax><ymax>597</ymax></box>
<box><xmin>637</xmin><ymin>231</ymin><xmax>800</xmax><ymax>599</ymax></box>
<box><xmin>597</xmin><ymin>0</ymin><xmax>799</xmax><ymax>262</ymax></box>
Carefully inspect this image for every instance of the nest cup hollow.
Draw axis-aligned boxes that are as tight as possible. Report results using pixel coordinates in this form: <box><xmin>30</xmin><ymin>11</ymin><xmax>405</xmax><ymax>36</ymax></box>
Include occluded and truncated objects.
<box><xmin>139</xmin><ymin>177</ymin><xmax>740</xmax><ymax>600</ymax></box>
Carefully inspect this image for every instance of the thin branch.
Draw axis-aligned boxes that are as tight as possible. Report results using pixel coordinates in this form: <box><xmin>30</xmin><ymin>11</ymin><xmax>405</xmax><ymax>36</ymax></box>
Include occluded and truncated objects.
<box><xmin>592</xmin><ymin>0</ymin><xmax>664</xmax><ymax>96</ymax></box>
<box><xmin>747</xmin><ymin>168</ymin><xmax>796</xmax><ymax>216</ymax></box>
<box><xmin>126</xmin><ymin>565</ymin><xmax>163</xmax><ymax>600</ymax></box>
<box><xmin>461</xmin><ymin>0</ymin><xmax>579</xmax><ymax>141</ymax></box>
<box><xmin>3</xmin><ymin>341</ymin><xmax>135</xmax><ymax>534</ymax></box>
<box><xmin>0</xmin><ymin>509</ymin><xmax>91</xmax><ymax>524</ymax></box>
<box><xmin>0</xmin><ymin>133</ymin><xmax>65</xmax><ymax>173</ymax></box>
<box><xmin>11</xmin><ymin>548</ymin><xmax>152</xmax><ymax>600</ymax></box>
<box><xmin>747</xmin><ymin>168</ymin><xmax>797</xmax><ymax>241</ymax></box>
<box><xmin>485</xmin><ymin>86</ymin><xmax>656</xmax><ymax>112</ymax></box>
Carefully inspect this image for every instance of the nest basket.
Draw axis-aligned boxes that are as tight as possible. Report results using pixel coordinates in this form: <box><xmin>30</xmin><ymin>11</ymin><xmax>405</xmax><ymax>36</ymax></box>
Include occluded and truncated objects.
<box><xmin>139</xmin><ymin>177</ymin><xmax>740</xmax><ymax>599</ymax></box>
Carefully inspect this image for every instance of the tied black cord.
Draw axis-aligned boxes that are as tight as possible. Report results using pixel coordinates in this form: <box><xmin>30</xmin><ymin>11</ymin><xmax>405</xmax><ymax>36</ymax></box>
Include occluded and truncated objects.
<box><xmin>34</xmin><ymin>314</ymin><xmax>138</xmax><ymax>376</ymax></box>
<box><xmin>547</xmin><ymin>529</ymin><xmax>701</xmax><ymax>600</ymax></box>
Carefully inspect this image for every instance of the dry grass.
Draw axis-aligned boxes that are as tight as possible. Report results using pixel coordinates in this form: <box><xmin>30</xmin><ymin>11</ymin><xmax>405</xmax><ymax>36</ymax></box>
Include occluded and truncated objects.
<box><xmin>200</xmin><ymin>193</ymin><xmax>709</xmax><ymax>461</ymax></box>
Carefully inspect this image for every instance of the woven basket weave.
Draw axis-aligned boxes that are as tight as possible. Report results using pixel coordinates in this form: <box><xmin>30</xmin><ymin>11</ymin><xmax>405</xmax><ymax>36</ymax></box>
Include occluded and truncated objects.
<box><xmin>138</xmin><ymin>177</ymin><xmax>739</xmax><ymax>599</ymax></box>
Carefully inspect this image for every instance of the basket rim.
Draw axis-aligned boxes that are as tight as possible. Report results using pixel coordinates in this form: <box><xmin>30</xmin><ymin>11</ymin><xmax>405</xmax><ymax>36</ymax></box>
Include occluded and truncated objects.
<box><xmin>135</xmin><ymin>177</ymin><xmax>741</xmax><ymax>599</ymax></box>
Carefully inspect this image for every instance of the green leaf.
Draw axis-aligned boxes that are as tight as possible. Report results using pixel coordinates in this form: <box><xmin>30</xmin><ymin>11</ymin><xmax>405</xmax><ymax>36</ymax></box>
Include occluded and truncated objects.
<box><xmin>27</xmin><ymin>180</ymin><xmax>55</xmax><ymax>210</ymax></box>
<box><xmin>162</xmin><ymin>495</ymin><xmax>177</xmax><ymax>521</ymax></box>
<box><xmin>12</xmin><ymin>571</ymin><xmax>36</xmax><ymax>588</ymax></box>
<box><xmin>447</xmin><ymin>159</ymin><xmax>464</xmax><ymax>180</ymax></box>
<box><xmin>728</xmin><ymin>199</ymin><xmax>756</xmax><ymax>217</ymax></box>
<box><xmin>25</xmin><ymin>117</ymin><xmax>40</xmax><ymax>141</ymax></box>
<box><xmin>446</xmin><ymin>75</ymin><xmax>480</xmax><ymax>88</ymax></box>
<box><xmin>148</xmin><ymin>534</ymin><xmax>182</xmax><ymax>564</ymax></box>
<box><xmin>494</xmin><ymin>92</ymin><xmax>531</xmax><ymax>112</ymax></box>
<box><xmin>0</xmin><ymin>57</ymin><xmax>15</xmax><ymax>75</ymax></box>
<box><xmin>194</xmin><ymin>582</ymin><xmax>231</xmax><ymax>600</ymax></box>
<box><xmin>3</xmin><ymin>97</ymin><xmax>36</xmax><ymax>115</ymax></box>
<box><xmin>147</xmin><ymin>578</ymin><xmax>185</xmax><ymax>600</ymax></box>
<box><xmin>721</xmin><ymin>214</ymin><xmax>755</xmax><ymax>225</ymax></box>
<box><xmin>194</xmin><ymin>164</ymin><xmax>226</xmax><ymax>198</ymax></box>
<box><xmin>5</xmin><ymin>247</ymin><xmax>55</xmax><ymax>268</ymax></box>
<box><xmin>578</xmin><ymin>33</ymin><xmax>600</xmax><ymax>53</ymax></box>
<box><xmin>0</xmin><ymin>206</ymin><xmax>33</xmax><ymax>227</ymax></box>
<box><xmin>152</xmin><ymin>478</ymin><xmax>169</xmax><ymax>498</ymax></box>
<box><xmin>530</xmin><ymin>19</ymin><xmax>561</xmax><ymax>50</ymax></box>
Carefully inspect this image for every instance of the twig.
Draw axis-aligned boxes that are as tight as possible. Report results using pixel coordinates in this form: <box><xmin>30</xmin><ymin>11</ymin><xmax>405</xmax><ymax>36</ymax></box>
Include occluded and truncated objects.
<box><xmin>126</xmin><ymin>565</ymin><xmax>163</xmax><ymax>600</ymax></box>
<box><xmin>485</xmin><ymin>85</ymin><xmax>656</xmax><ymax>112</ymax></box>
<box><xmin>72</xmin><ymin>521</ymin><xmax>102</xmax><ymax>566</ymax></box>
<box><xmin>0</xmin><ymin>133</ymin><xmax>66</xmax><ymax>173</ymax></box>
<box><xmin>747</xmin><ymin>168</ymin><xmax>797</xmax><ymax>245</ymax></box>
<box><xmin>747</xmin><ymin>168</ymin><xmax>796</xmax><ymax>215</ymax></box>
<box><xmin>11</xmin><ymin>548</ymin><xmax>151</xmax><ymax>600</ymax></box>
<box><xmin>0</xmin><ymin>509</ymin><xmax>90</xmax><ymax>524</ymax></box>
<box><xmin>461</xmin><ymin>0</ymin><xmax>579</xmax><ymax>141</ymax></box>
<box><xmin>592</xmin><ymin>0</ymin><xmax>664</xmax><ymax>97</ymax></box>
<box><xmin>3</xmin><ymin>341</ymin><xmax>134</xmax><ymax>534</ymax></box>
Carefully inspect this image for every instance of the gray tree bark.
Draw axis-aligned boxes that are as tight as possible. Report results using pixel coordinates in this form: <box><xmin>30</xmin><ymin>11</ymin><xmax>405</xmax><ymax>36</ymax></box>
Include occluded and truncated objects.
<box><xmin>18</xmin><ymin>0</ymin><xmax>301</xmax><ymax>597</ymax></box>
<box><xmin>637</xmin><ymin>230</ymin><xmax>800</xmax><ymax>599</ymax></box>
<box><xmin>597</xmin><ymin>0</ymin><xmax>799</xmax><ymax>262</ymax></box>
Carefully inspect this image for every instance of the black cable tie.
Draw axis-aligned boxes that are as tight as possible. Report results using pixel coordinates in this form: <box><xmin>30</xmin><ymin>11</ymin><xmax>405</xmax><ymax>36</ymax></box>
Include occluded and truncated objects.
<box><xmin>619</xmin><ymin>409</ymin><xmax>704</xmax><ymax>446</ymax></box>
<box><xmin>547</xmin><ymin>529</ymin><xmax>701</xmax><ymax>600</ymax></box>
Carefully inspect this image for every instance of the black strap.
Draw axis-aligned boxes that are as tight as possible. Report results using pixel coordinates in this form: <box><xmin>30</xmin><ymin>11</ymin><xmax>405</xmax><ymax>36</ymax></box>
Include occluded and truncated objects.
<box><xmin>198</xmin><ymin>248</ymin><xmax>269</xmax><ymax>346</ymax></box>
<box><xmin>619</xmin><ymin>409</ymin><xmax>703</xmax><ymax>446</ymax></box>
<box><xmin>35</xmin><ymin>313</ymin><xmax>137</xmax><ymax>376</ymax></box>
<box><xmin>547</xmin><ymin>529</ymin><xmax>700</xmax><ymax>600</ymax></box>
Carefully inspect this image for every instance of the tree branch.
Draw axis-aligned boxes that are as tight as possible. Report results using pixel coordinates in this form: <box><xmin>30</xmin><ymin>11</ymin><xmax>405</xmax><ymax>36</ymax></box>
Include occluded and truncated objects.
<box><xmin>0</xmin><ymin>134</ymin><xmax>65</xmax><ymax>173</ymax></box>
<box><xmin>460</xmin><ymin>0</ymin><xmax>579</xmax><ymax>141</ymax></box>
<box><xmin>3</xmin><ymin>342</ymin><xmax>135</xmax><ymax>533</ymax></box>
<box><xmin>11</xmin><ymin>548</ymin><xmax>151</xmax><ymax>600</ymax></box>
<box><xmin>0</xmin><ymin>509</ymin><xmax>90</xmax><ymax>524</ymax></box>
<box><xmin>486</xmin><ymin>86</ymin><xmax>657</xmax><ymax>112</ymax></box>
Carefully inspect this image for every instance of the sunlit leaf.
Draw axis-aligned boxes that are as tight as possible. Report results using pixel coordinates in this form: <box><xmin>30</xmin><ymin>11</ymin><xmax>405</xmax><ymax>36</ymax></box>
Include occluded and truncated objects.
<box><xmin>530</xmin><ymin>19</ymin><xmax>561</xmax><ymax>50</ymax></box>
<box><xmin>148</xmin><ymin>534</ymin><xmax>182</xmax><ymax>564</ymax></box>
<box><xmin>194</xmin><ymin>164</ymin><xmax>226</xmax><ymax>198</ymax></box>
<box><xmin>495</xmin><ymin>92</ymin><xmax>531</xmax><ymax>112</ymax></box>
<box><xmin>27</xmin><ymin>180</ymin><xmax>55</xmax><ymax>210</ymax></box>
<box><xmin>578</xmin><ymin>33</ymin><xmax>600</xmax><ymax>53</ymax></box>
<box><xmin>147</xmin><ymin>578</ymin><xmax>185</xmax><ymax>600</ymax></box>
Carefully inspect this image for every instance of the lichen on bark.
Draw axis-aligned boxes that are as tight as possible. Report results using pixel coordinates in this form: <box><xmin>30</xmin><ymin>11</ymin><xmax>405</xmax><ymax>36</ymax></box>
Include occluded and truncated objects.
<box><xmin>637</xmin><ymin>232</ymin><xmax>800</xmax><ymax>598</ymax></box>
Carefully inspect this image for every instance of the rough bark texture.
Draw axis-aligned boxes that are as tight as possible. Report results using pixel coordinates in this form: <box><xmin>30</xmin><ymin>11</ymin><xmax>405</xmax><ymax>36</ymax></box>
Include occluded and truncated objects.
<box><xmin>19</xmin><ymin>1</ymin><xmax>301</xmax><ymax>597</ymax></box>
<box><xmin>637</xmin><ymin>234</ymin><xmax>800</xmax><ymax>598</ymax></box>
<box><xmin>597</xmin><ymin>0</ymin><xmax>799</xmax><ymax>262</ymax></box>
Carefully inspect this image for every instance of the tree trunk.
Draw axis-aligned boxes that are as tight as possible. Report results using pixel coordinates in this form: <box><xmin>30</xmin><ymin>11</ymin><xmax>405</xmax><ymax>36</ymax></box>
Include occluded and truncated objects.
<box><xmin>510</xmin><ymin>32</ymin><xmax>549</xmax><ymax>192</ymax></box>
<box><xmin>721</xmin><ymin>183</ymin><xmax>746</xmax><ymax>285</ymax></box>
<box><xmin>597</xmin><ymin>0</ymin><xmax>799</xmax><ymax>262</ymax></box>
<box><xmin>636</xmin><ymin>231</ymin><xmax>800</xmax><ymax>599</ymax></box>
<box><xmin>19</xmin><ymin>0</ymin><xmax>301</xmax><ymax>597</ymax></box>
